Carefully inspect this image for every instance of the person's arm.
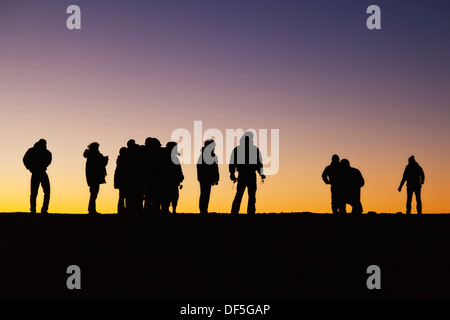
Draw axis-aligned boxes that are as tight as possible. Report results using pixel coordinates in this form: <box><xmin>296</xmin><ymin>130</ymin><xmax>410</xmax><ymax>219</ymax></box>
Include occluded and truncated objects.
<box><xmin>420</xmin><ymin>166</ymin><xmax>425</xmax><ymax>185</ymax></box>
<box><xmin>46</xmin><ymin>151</ymin><xmax>52</xmax><ymax>168</ymax></box>
<box><xmin>398</xmin><ymin>168</ymin><xmax>407</xmax><ymax>191</ymax></box>
<box><xmin>23</xmin><ymin>150</ymin><xmax>30</xmax><ymax>170</ymax></box>
<box><xmin>213</xmin><ymin>161</ymin><xmax>219</xmax><ymax>184</ymax></box>
<box><xmin>196</xmin><ymin>153</ymin><xmax>202</xmax><ymax>182</ymax></box>
<box><xmin>179</xmin><ymin>164</ymin><xmax>184</xmax><ymax>183</ymax></box>
<box><xmin>229</xmin><ymin>149</ymin><xmax>237</xmax><ymax>182</ymax></box>
<box><xmin>322</xmin><ymin>167</ymin><xmax>329</xmax><ymax>184</ymax></box>
<box><xmin>359</xmin><ymin>170</ymin><xmax>365</xmax><ymax>188</ymax></box>
<box><xmin>257</xmin><ymin>149</ymin><xmax>265</xmax><ymax>179</ymax></box>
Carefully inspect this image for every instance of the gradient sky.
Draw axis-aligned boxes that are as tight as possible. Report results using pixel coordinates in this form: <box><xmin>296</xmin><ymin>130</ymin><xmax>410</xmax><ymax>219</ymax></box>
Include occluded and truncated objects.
<box><xmin>0</xmin><ymin>0</ymin><xmax>449</xmax><ymax>213</ymax></box>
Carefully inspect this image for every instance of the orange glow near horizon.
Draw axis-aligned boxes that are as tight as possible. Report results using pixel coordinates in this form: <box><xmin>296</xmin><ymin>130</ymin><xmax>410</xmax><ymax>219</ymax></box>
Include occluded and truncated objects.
<box><xmin>0</xmin><ymin>1</ymin><xmax>449</xmax><ymax>214</ymax></box>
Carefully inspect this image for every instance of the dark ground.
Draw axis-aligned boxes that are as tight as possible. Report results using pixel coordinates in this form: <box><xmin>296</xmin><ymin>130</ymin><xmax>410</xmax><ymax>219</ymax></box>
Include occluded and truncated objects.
<box><xmin>0</xmin><ymin>212</ymin><xmax>449</xmax><ymax>300</ymax></box>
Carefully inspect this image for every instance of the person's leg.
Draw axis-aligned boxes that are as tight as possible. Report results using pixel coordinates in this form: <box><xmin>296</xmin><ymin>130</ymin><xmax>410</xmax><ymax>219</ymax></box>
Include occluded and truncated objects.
<box><xmin>41</xmin><ymin>172</ymin><xmax>50</xmax><ymax>214</ymax></box>
<box><xmin>88</xmin><ymin>184</ymin><xmax>99</xmax><ymax>214</ymax></box>
<box><xmin>30</xmin><ymin>173</ymin><xmax>39</xmax><ymax>213</ymax></box>
<box><xmin>415</xmin><ymin>187</ymin><xmax>422</xmax><ymax>214</ymax></box>
<box><xmin>199</xmin><ymin>182</ymin><xmax>206</xmax><ymax>214</ymax></box>
<box><xmin>339</xmin><ymin>193</ymin><xmax>348</xmax><ymax>214</ymax></box>
<box><xmin>160</xmin><ymin>184</ymin><xmax>170</xmax><ymax>214</ymax></box>
<box><xmin>150</xmin><ymin>184</ymin><xmax>162</xmax><ymax>214</ymax></box>
<box><xmin>199</xmin><ymin>182</ymin><xmax>212</xmax><ymax>214</ymax></box>
<box><xmin>406</xmin><ymin>188</ymin><xmax>413</xmax><ymax>214</ymax></box>
<box><xmin>231</xmin><ymin>180</ymin><xmax>246</xmax><ymax>215</ymax></box>
<box><xmin>247</xmin><ymin>176</ymin><xmax>257</xmax><ymax>215</ymax></box>
<box><xmin>137</xmin><ymin>191</ymin><xmax>144</xmax><ymax>215</ymax></box>
<box><xmin>143</xmin><ymin>183</ymin><xmax>151</xmax><ymax>214</ymax></box>
<box><xmin>118</xmin><ymin>190</ymin><xmax>126</xmax><ymax>215</ymax></box>
<box><xmin>127</xmin><ymin>188</ymin><xmax>141</xmax><ymax>215</ymax></box>
<box><xmin>172</xmin><ymin>184</ymin><xmax>179</xmax><ymax>214</ymax></box>
<box><xmin>331</xmin><ymin>185</ymin><xmax>340</xmax><ymax>214</ymax></box>
<box><xmin>351</xmin><ymin>200</ymin><xmax>363</xmax><ymax>214</ymax></box>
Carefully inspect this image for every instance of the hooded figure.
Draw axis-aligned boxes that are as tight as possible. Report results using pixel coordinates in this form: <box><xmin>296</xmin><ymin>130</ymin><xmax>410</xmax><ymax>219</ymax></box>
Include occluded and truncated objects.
<box><xmin>83</xmin><ymin>142</ymin><xmax>108</xmax><ymax>214</ymax></box>
<box><xmin>398</xmin><ymin>156</ymin><xmax>425</xmax><ymax>214</ymax></box>
<box><xmin>229</xmin><ymin>132</ymin><xmax>266</xmax><ymax>215</ymax></box>
<box><xmin>161</xmin><ymin>141</ymin><xmax>184</xmax><ymax>214</ymax></box>
<box><xmin>23</xmin><ymin>139</ymin><xmax>52</xmax><ymax>214</ymax></box>
<box><xmin>197</xmin><ymin>139</ymin><xmax>219</xmax><ymax>214</ymax></box>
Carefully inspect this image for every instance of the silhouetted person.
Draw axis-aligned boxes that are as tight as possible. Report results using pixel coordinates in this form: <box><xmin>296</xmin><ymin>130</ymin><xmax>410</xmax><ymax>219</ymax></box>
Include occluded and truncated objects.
<box><xmin>83</xmin><ymin>142</ymin><xmax>108</xmax><ymax>215</ymax></box>
<box><xmin>322</xmin><ymin>154</ymin><xmax>341</xmax><ymax>214</ymax></box>
<box><xmin>143</xmin><ymin>137</ymin><xmax>164</xmax><ymax>214</ymax></box>
<box><xmin>229</xmin><ymin>132</ymin><xmax>266</xmax><ymax>215</ymax></box>
<box><xmin>114</xmin><ymin>147</ymin><xmax>128</xmax><ymax>215</ymax></box>
<box><xmin>334</xmin><ymin>159</ymin><xmax>364</xmax><ymax>214</ymax></box>
<box><xmin>161</xmin><ymin>142</ymin><xmax>184</xmax><ymax>214</ymax></box>
<box><xmin>23</xmin><ymin>139</ymin><xmax>52</xmax><ymax>214</ymax></box>
<box><xmin>126</xmin><ymin>139</ymin><xmax>145</xmax><ymax>215</ymax></box>
<box><xmin>398</xmin><ymin>156</ymin><xmax>425</xmax><ymax>214</ymax></box>
<box><xmin>197</xmin><ymin>139</ymin><xmax>219</xmax><ymax>214</ymax></box>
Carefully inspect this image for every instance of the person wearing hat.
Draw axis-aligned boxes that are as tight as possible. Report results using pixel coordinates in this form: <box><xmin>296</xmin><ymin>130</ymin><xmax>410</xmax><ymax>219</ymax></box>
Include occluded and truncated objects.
<box><xmin>161</xmin><ymin>141</ymin><xmax>184</xmax><ymax>214</ymax></box>
<box><xmin>398</xmin><ymin>156</ymin><xmax>425</xmax><ymax>214</ymax></box>
<box><xmin>83</xmin><ymin>142</ymin><xmax>109</xmax><ymax>215</ymax></box>
<box><xmin>23</xmin><ymin>139</ymin><xmax>52</xmax><ymax>214</ymax></box>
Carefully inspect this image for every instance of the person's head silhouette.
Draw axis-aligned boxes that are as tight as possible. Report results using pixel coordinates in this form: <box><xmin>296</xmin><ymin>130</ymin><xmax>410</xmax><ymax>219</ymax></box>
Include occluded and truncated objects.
<box><xmin>408</xmin><ymin>156</ymin><xmax>416</xmax><ymax>165</ymax></box>
<box><xmin>205</xmin><ymin>139</ymin><xmax>215</xmax><ymax>148</ymax></box>
<box><xmin>145</xmin><ymin>137</ymin><xmax>152</xmax><ymax>148</ymax></box>
<box><xmin>88</xmin><ymin>142</ymin><xmax>99</xmax><ymax>152</ymax></box>
<box><xmin>203</xmin><ymin>139</ymin><xmax>216</xmax><ymax>157</ymax></box>
<box><xmin>145</xmin><ymin>137</ymin><xmax>161</xmax><ymax>149</ymax></box>
<box><xmin>340</xmin><ymin>159</ymin><xmax>350</xmax><ymax>168</ymax></box>
<box><xmin>166</xmin><ymin>141</ymin><xmax>180</xmax><ymax>156</ymax></box>
<box><xmin>239</xmin><ymin>132</ymin><xmax>254</xmax><ymax>146</ymax></box>
<box><xmin>35</xmin><ymin>139</ymin><xmax>47</xmax><ymax>149</ymax></box>
<box><xmin>332</xmin><ymin>154</ymin><xmax>340</xmax><ymax>164</ymax></box>
<box><xmin>127</xmin><ymin>139</ymin><xmax>136</xmax><ymax>149</ymax></box>
<box><xmin>153</xmin><ymin>138</ymin><xmax>162</xmax><ymax>148</ymax></box>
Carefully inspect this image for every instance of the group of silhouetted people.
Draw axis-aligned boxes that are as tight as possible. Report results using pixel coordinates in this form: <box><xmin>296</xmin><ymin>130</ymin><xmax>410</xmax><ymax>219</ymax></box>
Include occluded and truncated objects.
<box><xmin>111</xmin><ymin>138</ymin><xmax>185</xmax><ymax>215</ymax></box>
<box><xmin>322</xmin><ymin>154</ymin><xmax>425</xmax><ymax>214</ymax></box>
<box><xmin>196</xmin><ymin>133</ymin><xmax>266</xmax><ymax>215</ymax></box>
<box><xmin>22</xmin><ymin>132</ymin><xmax>265</xmax><ymax>215</ymax></box>
<box><xmin>322</xmin><ymin>155</ymin><xmax>365</xmax><ymax>214</ymax></box>
<box><xmin>22</xmin><ymin>135</ymin><xmax>425</xmax><ymax>215</ymax></box>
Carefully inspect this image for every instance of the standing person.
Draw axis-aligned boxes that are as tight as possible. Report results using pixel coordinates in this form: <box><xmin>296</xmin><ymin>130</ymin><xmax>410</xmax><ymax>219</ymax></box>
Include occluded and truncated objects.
<box><xmin>125</xmin><ymin>139</ymin><xmax>145</xmax><ymax>215</ymax></box>
<box><xmin>161</xmin><ymin>142</ymin><xmax>184</xmax><ymax>214</ymax></box>
<box><xmin>334</xmin><ymin>159</ymin><xmax>364</xmax><ymax>214</ymax></box>
<box><xmin>398</xmin><ymin>156</ymin><xmax>425</xmax><ymax>214</ymax></box>
<box><xmin>114</xmin><ymin>147</ymin><xmax>128</xmax><ymax>215</ymax></box>
<box><xmin>23</xmin><ymin>139</ymin><xmax>52</xmax><ymax>214</ymax></box>
<box><xmin>229</xmin><ymin>132</ymin><xmax>266</xmax><ymax>215</ymax></box>
<box><xmin>143</xmin><ymin>137</ymin><xmax>164</xmax><ymax>215</ymax></box>
<box><xmin>83</xmin><ymin>142</ymin><xmax>108</xmax><ymax>215</ymax></box>
<box><xmin>197</xmin><ymin>139</ymin><xmax>219</xmax><ymax>215</ymax></box>
<box><xmin>322</xmin><ymin>154</ymin><xmax>341</xmax><ymax>214</ymax></box>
